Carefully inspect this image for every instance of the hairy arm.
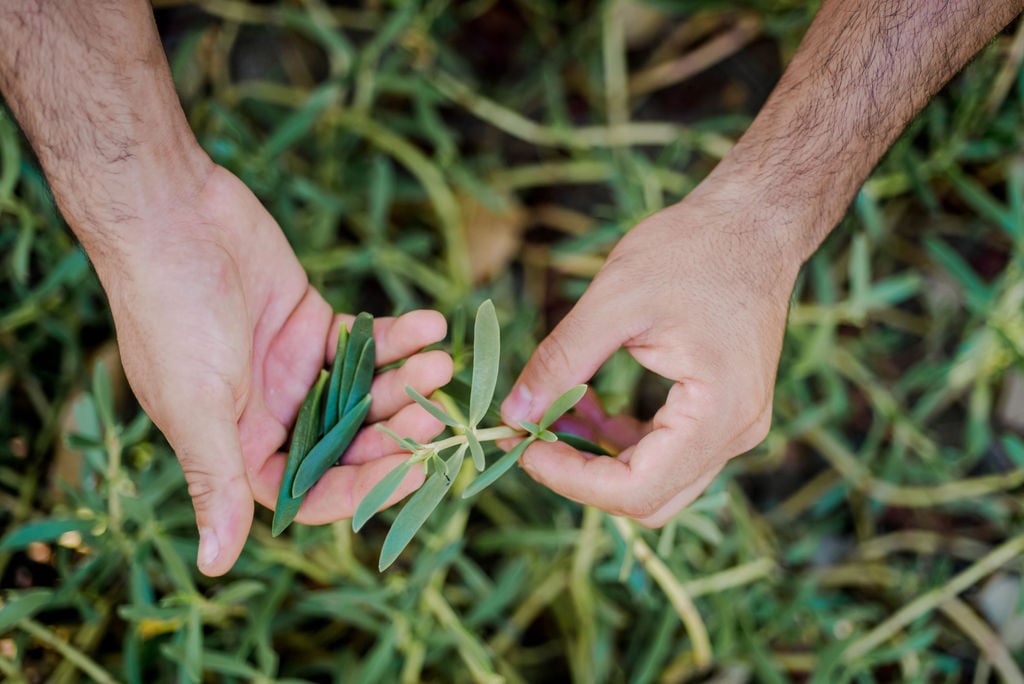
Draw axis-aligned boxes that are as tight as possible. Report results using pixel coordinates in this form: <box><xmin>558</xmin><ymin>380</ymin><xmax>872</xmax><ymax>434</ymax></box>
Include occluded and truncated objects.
<box><xmin>0</xmin><ymin>1</ymin><xmax>452</xmax><ymax>574</ymax></box>
<box><xmin>720</xmin><ymin>0</ymin><xmax>1024</xmax><ymax>257</ymax></box>
<box><xmin>505</xmin><ymin>0</ymin><xmax>1023</xmax><ymax>524</ymax></box>
<box><xmin>0</xmin><ymin>0</ymin><xmax>212</xmax><ymax>270</ymax></box>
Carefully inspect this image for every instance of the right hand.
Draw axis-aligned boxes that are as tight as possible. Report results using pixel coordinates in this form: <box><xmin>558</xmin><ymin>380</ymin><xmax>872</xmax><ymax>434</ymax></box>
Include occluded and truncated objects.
<box><xmin>502</xmin><ymin>176</ymin><xmax>801</xmax><ymax>526</ymax></box>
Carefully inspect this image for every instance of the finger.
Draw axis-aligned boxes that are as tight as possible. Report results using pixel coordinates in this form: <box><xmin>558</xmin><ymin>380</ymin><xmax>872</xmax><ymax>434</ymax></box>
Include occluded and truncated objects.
<box><xmin>502</xmin><ymin>288</ymin><xmax>628</xmax><ymax>426</ymax></box>
<box><xmin>519</xmin><ymin>425</ymin><xmax>710</xmax><ymax>519</ymax></box>
<box><xmin>344</xmin><ymin>402</ymin><xmax>447</xmax><ymax>465</ymax></box>
<box><xmin>165</xmin><ymin>384</ymin><xmax>253</xmax><ymax>577</ymax></box>
<box><xmin>294</xmin><ymin>454</ymin><xmax>426</xmax><ymax>525</ymax></box>
<box><xmin>365</xmin><ymin>349</ymin><xmax>454</xmax><ymax>423</ymax></box>
<box><xmin>554</xmin><ymin>388</ymin><xmax>650</xmax><ymax>451</ymax></box>
<box><xmin>328</xmin><ymin>310</ymin><xmax>447</xmax><ymax>367</ymax></box>
<box><xmin>632</xmin><ymin>464</ymin><xmax>723</xmax><ymax>528</ymax></box>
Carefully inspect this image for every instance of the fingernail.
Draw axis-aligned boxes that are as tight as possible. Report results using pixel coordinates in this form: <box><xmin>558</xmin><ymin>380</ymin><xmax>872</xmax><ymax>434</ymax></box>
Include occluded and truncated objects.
<box><xmin>504</xmin><ymin>384</ymin><xmax>533</xmax><ymax>423</ymax></box>
<box><xmin>198</xmin><ymin>527</ymin><xmax>219</xmax><ymax>572</ymax></box>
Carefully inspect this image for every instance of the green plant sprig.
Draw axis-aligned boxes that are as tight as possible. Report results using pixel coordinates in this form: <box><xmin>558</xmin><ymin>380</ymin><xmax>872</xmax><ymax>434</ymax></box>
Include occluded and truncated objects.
<box><xmin>355</xmin><ymin>300</ymin><xmax>606</xmax><ymax>571</ymax></box>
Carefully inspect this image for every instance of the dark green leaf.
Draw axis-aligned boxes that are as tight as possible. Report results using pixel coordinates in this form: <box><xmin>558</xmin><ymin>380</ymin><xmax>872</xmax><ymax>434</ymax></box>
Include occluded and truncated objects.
<box><xmin>353</xmin><ymin>458</ymin><xmax>415</xmax><ymax>532</ymax></box>
<box><xmin>273</xmin><ymin>370</ymin><xmax>328</xmax><ymax>536</ymax></box>
<box><xmin>338</xmin><ymin>313</ymin><xmax>374</xmax><ymax>418</ymax></box>
<box><xmin>293</xmin><ymin>394</ymin><xmax>372</xmax><ymax>497</ymax></box>
<box><xmin>0</xmin><ymin>519</ymin><xmax>94</xmax><ymax>551</ymax></box>
<box><xmin>0</xmin><ymin>589</ymin><xmax>54</xmax><ymax>633</ymax></box>
<box><xmin>345</xmin><ymin>338</ymin><xmax>376</xmax><ymax>414</ymax></box>
<box><xmin>552</xmin><ymin>431</ymin><xmax>613</xmax><ymax>457</ymax></box>
<box><xmin>324</xmin><ymin>325</ymin><xmax>348</xmax><ymax>430</ymax></box>
<box><xmin>469</xmin><ymin>299</ymin><xmax>500</xmax><ymax>427</ymax></box>
<box><xmin>92</xmin><ymin>360</ymin><xmax>115</xmax><ymax>433</ymax></box>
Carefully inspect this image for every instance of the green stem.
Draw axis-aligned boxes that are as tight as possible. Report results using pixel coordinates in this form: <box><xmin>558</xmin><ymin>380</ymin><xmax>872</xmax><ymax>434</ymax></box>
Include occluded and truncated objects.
<box><xmin>424</xmin><ymin>426</ymin><xmax>523</xmax><ymax>453</ymax></box>
<box><xmin>18</xmin><ymin>619</ymin><xmax>118</xmax><ymax>684</ymax></box>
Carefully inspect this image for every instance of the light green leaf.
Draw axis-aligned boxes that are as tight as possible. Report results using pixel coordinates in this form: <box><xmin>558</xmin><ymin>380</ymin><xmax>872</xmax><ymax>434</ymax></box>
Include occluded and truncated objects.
<box><xmin>92</xmin><ymin>360</ymin><xmax>115</xmax><ymax>433</ymax></box>
<box><xmin>462</xmin><ymin>437</ymin><xmax>533</xmax><ymax>499</ymax></box>
<box><xmin>353</xmin><ymin>458</ymin><xmax>415</xmax><ymax>532</ymax></box>
<box><xmin>405</xmin><ymin>386</ymin><xmax>461</xmax><ymax>427</ymax></box>
<box><xmin>469</xmin><ymin>300</ymin><xmax>500</xmax><ymax>427</ymax></box>
<box><xmin>379</xmin><ymin>446</ymin><xmax>465</xmax><ymax>571</ymax></box>
<box><xmin>466</xmin><ymin>430</ymin><xmax>485</xmax><ymax>471</ymax></box>
<box><xmin>539</xmin><ymin>384</ymin><xmax>588</xmax><ymax>430</ymax></box>
<box><xmin>376</xmin><ymin>424</ymin><xmax>422</xmax><ymax>452</ymax></box>
<box><xmin>537</xmin><ymin>430</ymin><xmax>558</xmax><ymax>442</ymax></box>
<box><xmin>518</xmin><ymin>420</ymin><xmax>542</xmax><ymax>435</ymax></box>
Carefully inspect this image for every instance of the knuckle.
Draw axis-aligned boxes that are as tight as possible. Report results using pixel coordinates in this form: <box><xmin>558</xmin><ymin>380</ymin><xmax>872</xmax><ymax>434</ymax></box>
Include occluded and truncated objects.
<box><xmin>531</xmin><ymin>333</ymin><xmax>575</xmax><ymax>380</ymax></box>
<box><xmin>617</xmin><ymin>496</ymin><xmax>662</xmax><ymax>520</ymax></box>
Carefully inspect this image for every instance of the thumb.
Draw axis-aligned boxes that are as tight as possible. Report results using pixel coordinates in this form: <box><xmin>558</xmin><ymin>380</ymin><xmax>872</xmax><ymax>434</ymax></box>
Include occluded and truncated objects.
<box><xmin>166</xmin><ymin>386</ymin><xmax>253</xmax><ymax>577</ymax></box>
<box><xmin>502</xmin><ymin>290</ymin><xmax>625</xmax><ymax>426</ymax></box>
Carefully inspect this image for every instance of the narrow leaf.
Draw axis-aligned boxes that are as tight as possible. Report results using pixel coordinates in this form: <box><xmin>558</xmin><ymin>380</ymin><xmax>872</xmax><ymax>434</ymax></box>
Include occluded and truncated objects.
<box><xmin>345</xmin><ymin>338</ymin><xmax>376</xmax><ymax>414</ymax></box>
<box><xmin>552</xmin><ymin>431</ymin><xmax>613</xmax><ymax>457</ymax></box>
<box><xmin>405</xmin><ymin>386</ymin><xmax>461</xmax><ymax>427</ymax></box>
<box><xmin>293</xmin><ymin>394</ymin><xmax>372</xmax><ymax>498</ymax></box>
<box><xmin>518</xmin><ymin>420</ymin><xmax>542</xmax><ymax>435</ymax></box>
<box><xmin>539</xmin><ymin>384</ymin><xmax>588</xmax><ymax>430</ymax></box>
<box><xmin>324</xmin><ymin>325</ymin><xmax>348</xmax><ymax>430</ymax></box>
<box><xmin>353</xmin><ymin>458</ymin><xmax>415</xmax><ymax>532</ymax></box>
<box><xmin>273</xmin><ymin>370</ymin><xmax>328</xmax><ymax>536</ymax></box>
<box><xmin>92</xmin><ymin>360</ymin><xmax>116</xmax><ymax>432</ymax></box>
<box><xmin>537</xmin><ymin>430</ymin><xmax>558</xmax><ymax>442</ymax></box>
<box><xmin>379</xmin><ymin>446</ymin><xmax>466</xmax><ymax>570</ymax></box>
<box><xmin>376</xmin><ymin>424</ymin><xmax>422</xmax><ymax>452</ymax></box>
<box><xmin>469</xmin><ymin>300</ymin><xmax>500</xmax><ymax>427</ymax></box>
<box><xmin>338</xmin><ymin>313</ymin><xmax>374</xmax><ymax>420</ymax></box>
<box><xmin>466</xmin><ymin>430</ymin><xmax>485</xmax><ymax>471</ymax></box>
<box><xmin>0</xmin><ymin>589</ymin><xmax>54</xmax><ymax>633</ymax></box>
<box><xmin>462</xmin><ymin>438</ymin><xmax>533</xmax><ymax>499</ymax></box>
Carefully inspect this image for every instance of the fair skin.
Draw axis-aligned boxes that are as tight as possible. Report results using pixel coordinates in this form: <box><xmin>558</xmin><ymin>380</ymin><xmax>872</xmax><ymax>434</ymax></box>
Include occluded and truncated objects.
<box><xmin>1</xmin><ymin>0</ymin><xmax>1021</xmax><ymax>573</ymax></box>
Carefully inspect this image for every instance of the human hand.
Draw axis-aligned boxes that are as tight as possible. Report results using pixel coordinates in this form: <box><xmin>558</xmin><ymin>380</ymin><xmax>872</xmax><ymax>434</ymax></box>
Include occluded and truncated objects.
<box><xmin>98</xmin><ymin>166</ymin><xmax>452</xmax><ymax>575</ymax></box>
<box><xmin>502</xmin><ymin>178</ymin><xmax>799</xmax><ymax>527</ymax></box>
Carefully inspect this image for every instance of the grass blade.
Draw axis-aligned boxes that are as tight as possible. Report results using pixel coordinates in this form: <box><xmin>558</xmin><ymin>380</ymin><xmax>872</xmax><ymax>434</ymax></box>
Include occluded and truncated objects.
<box><xmin>293</xmin><ymin>394</ymin><xmax>372</xmax><ymax>497</ymax></box>
<box><xmin>539</xmin><ymin>384</ymin><xmax>587</xmax><ymax>430</ymax></box>
<box><xmin>379</xmin><ymin>445</ymin><xmax>466</xmax><ymax>570</ymax></box>
<box><xmin>469</xmin><ymin>300</ymin><xmax>500</xmax><ymax>427</ymax></box>
<box><xmin>273</xmin><ymin>370</ymin><xmax>328</xmax><ymax>536</ymax></box>
<box><xmin>405</xmin><ymin>385</ymin><xmax>461</xmax><ymax>427</ymax></box>
<box><xmin>353</xmin><ymin>458</ymin><xmax>415</xmax><ymax>532</ymax></box>
<box><xmin>462</xmin><ymin>438</ymin><xmax>533</xmax><ymax>498</ymax></box>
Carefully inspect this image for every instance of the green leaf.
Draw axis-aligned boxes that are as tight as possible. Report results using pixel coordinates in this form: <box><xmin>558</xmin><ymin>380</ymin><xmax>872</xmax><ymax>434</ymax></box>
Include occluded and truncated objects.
<box><xmin>0</xmin><ymin>589</ymin><xmax>54</xmax><ymax>633</ymax></box>
<box><xmin>324</xmin><ymin>325</ymin><xmax>348</xmax><ymax>430</ymax></box>
<box><xmin>552</xmin><ymin>431</ymin><xmax>612</xmax><ymax>457</ymax></box>
<box><xmin>184</xmin><ymin>604</ymin><xmax>202</xmax><ymax>683</ymax></box>
<box><xmin>537</xmin><ymin>430</ymin><xmax>558</xmax><ymax>442</ymax></box>
<box><xmin>338</xmin><ymin>313</ymin><xmax>374</xmax><ymax>420</ymax></box>
<box><xmin>466</xmin><ymin>430</ymin><xmax>485</xmax><ymax>471</ymax></box>
<box><xmin>293</xmin><ymin>394</ymin><xmax>372</xmax><ymax>497</ymax></box>
<box><xmin>462</xmin><ymin>438</ymin><xmax>533</xmax><ymax>499</ymax></box>
<box><xmin>376</xmin><ymin>423</ymin><xmax>423</xmax><ymax>452</ymax></box>
<box><xmin>273</xmin><ymin>370</ymin><xmax>328</xmax><ymax>536</ymax></box>
<box><xmin>92</xmin><ymin>360</ymin><xmax>116</xmax><ymax>433</ymax></box>
<box><xmin>469</xmin><ymin>300</ymin><xmax>500</xmax><ymax>427</ymax></box>
<box><xmin>379</xmin><ymin>445</ymin><xmax>465</xmax><ymax>571</ymax></box>
<box><xmin>539</xmin><ymin>384</ymin><xmax>588</xmax><ymax>430</ymax></box>
<box><xmin>345</xmin><ymin>338</ymin><xmax>376</xmax><ymax>414</ymax></box>
<box><xmin>405</xmin><ymin>386</ymin><xmax>461</xmax><ymax>427</ymax></box>
<box><xmin>519</xmin><ymin>420</ymin><xmax>542</xmax><ymax>435</ymax></box>
<box><xmin>0</xmin><ymin>519</ymin><xmax>94</xmax><ymax>551</ymax></box>
<box><xmin>353</xmin><ymin>458</ymin><xmax>415</xmax><ymax>532</ymax></box>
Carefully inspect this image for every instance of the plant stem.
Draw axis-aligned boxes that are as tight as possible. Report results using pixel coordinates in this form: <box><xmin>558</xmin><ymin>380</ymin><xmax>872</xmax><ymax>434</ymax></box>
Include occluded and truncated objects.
<box><xmin>424</xmin><ymin>426</ymin><xmax>523</xmax><ymax>454</ymax></box>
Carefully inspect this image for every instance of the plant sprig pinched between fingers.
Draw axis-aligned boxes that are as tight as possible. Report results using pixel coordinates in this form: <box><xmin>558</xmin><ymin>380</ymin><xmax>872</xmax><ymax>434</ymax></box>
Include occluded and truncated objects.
<box><xmin>272</xmin><ymin>313</ymin><xmax>376</xmax><ymax>536</ymax></box>
<box><xmin>356</xmin><ymin>299</ymin><xmax>608</xmax><ymax>571</ymax></box>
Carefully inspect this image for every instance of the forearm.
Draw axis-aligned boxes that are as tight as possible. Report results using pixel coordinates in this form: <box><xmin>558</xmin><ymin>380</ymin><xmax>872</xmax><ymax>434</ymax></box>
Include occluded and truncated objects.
<box><xmin>0</xmin><ymin>0</ymin><xmax>211</xmax><ymax>264</ymax></box>
<box><xmin>712</xmin><ymin>0</ymin><xmax>1022</xmax><ymax>260</ymax></box>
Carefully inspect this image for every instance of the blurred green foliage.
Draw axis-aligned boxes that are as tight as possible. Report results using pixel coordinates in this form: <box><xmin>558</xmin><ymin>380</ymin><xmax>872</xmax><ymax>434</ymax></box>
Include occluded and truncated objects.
<box><xmin>2</xmin><ymin>1</ymin><xmax>1024</xmax><ymax>682</ymax></box>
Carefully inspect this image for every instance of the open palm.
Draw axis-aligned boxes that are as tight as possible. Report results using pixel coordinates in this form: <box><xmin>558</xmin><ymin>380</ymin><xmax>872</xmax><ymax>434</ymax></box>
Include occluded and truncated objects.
<box><xmin>102</xmin><ymin>166</ymin><xmax>451</xmax><ymax>575</ymax></box>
